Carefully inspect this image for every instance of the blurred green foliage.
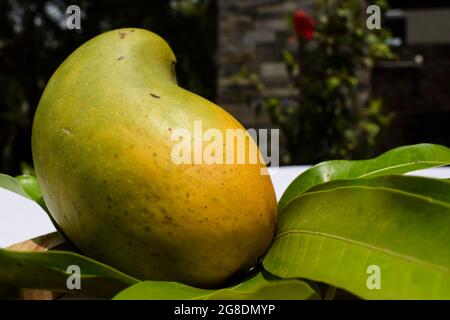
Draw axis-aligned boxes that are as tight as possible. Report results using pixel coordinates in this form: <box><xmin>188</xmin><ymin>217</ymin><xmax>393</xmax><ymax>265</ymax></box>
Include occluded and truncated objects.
<box><xmin>238</xmin><ymin>0</ymin><xmax>394</xmax><ymax>164</ymax></box>
<box><xmin>0</xmin><ymin>0</ymin><xmax>216</xmax><ymax>174</ymax></box>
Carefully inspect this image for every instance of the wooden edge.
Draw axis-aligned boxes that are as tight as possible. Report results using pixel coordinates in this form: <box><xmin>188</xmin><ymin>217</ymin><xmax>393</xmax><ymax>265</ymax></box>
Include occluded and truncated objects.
<box><xmin>6</xmin><ymin>232</ymin><xmax>66</xmax><ymax>252</ymax></box>
<box><xmin>18</xmin><ymin>289</ymin><xmax>63</xmax><ymax>300</ymax></box>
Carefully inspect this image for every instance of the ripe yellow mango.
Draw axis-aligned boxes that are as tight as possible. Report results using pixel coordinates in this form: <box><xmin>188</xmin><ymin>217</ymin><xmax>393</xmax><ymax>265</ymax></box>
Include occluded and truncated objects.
<box><xmin>32</xmin><ymin>28</ymin><xmax>276</xmax><ymax>288</ymax></box>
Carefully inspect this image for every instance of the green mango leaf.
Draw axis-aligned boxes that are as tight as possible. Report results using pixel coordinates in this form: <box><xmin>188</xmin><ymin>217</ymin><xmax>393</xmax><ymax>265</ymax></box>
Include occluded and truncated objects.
<box><xmin>278</xmin><ymin>143</ymin><xmax>450</xmax><ymax>212</ymax></box>
<box><xmin>0</xmin><ymin>173</ymin><xmax>30</xmax><ymax>199</ymax></box>
<box><xmin>114</xmin><ymin>271</ymin><xmax>320</xmax><ymax>300</ymax></box>
<box><xmin>307</xmin><ymin>175</ymin><xmax>450</xmax><ymax>205</ymax></box>
<box><xmin>0</xmin><ymin>248</ymin><xmax>139</xmax><ymax>298</ymax></box>
<box><xmin>0</xmin><ymin>173</ymin><xmax>69</xmax><ymax>239</ymax></box>
<box><xmin>264</xmin><ymin>175</ymin><xmax>450</xmax><ymax>299</ymax></box>
<box><xmin>15</xmin><ymin>175</ymin><xmax>42</xmax><ymax>202</ymax></box>
<box><xmin>15</xmin><ymin>175</ymin><xmax>48</xmax><ymax>211</ymax></box>
<box><xmin>0</xmin><ymin>173</ymin><xmax>48</xmax><ymax>212</ymax></box>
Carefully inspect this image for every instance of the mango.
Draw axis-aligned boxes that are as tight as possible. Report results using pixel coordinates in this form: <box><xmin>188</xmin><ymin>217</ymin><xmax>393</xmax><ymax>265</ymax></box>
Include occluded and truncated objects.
<box><xmin>31</xmin><ymin>28</ymin><xmax>277</xmax><ymax>288</ymax></box>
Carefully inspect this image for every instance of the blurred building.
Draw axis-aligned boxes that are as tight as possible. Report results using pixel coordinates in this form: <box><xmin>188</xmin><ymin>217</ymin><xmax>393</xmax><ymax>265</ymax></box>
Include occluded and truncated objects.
<box><xmin>216</xmin><ymin>0</ymin><xmax>450</xmax><ymax>155</ymax></box>
<box><xmin>374</xmin><ymin>0</ymin><xmax>450</xmax><ymax>148</ymax></box>
<box><xmin>217</xmin><ymin>0</ymin><xmax>302</xmax><ymax>129</ymax></box>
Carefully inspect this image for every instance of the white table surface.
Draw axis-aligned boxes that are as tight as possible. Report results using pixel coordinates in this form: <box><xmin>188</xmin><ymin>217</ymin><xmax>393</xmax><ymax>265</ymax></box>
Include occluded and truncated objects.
<box><xmin>1</xmin><ymin>166</ymin><xmax>449</xmax><ymax>248</ymax></box>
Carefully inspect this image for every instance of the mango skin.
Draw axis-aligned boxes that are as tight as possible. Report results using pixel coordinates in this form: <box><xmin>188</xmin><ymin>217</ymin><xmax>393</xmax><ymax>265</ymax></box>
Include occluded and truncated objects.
<box><xmin>32</xmin><ymin>28</ymin><xmax>277</xmax><ymax>288</ymax></box>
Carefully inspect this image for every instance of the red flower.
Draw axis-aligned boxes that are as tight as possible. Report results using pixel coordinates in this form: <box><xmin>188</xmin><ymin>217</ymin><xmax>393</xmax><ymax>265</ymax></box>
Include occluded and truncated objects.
<box><xmin>293</xmin><ymin>10</ymin><xmax>315</xmax><ymax>40</ymax></box>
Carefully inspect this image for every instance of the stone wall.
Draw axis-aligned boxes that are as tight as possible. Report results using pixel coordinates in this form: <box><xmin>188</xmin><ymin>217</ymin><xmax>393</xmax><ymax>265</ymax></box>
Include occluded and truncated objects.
<box><xmin>217</xmin><ymin>1</ymin><xmax>450</xmax><ymax>155</ymax></box>
<box><xmin>217</xmin><ymin>0</ymin><xmax>312</xmax><ymax>129</ymax></box>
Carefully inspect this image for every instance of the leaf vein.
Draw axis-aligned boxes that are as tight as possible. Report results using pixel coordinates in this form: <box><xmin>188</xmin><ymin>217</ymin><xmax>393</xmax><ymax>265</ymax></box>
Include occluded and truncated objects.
<box><xmin>274</xmin><ymin>229</ymin><xmax>450</xmax><ymax>274</ymax></box>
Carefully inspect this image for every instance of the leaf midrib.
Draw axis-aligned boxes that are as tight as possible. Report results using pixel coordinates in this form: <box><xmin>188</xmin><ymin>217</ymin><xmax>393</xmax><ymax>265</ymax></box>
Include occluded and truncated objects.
<box><xmin>279</xmin><ymin>151</ymin><xmax>450</xmax><ymax>211</ymax></box>
<box><xmin>281</xmin><ymin>184</ymin><xmax>450</xmax><ymax>215</ymax></box>
<box><xmin>358</xmin><ymin>160</ymin><xmax>448</xmax><ymax>178</ymax></box>
<box><xmin>274</xmin><ymin>229</ymin><xmax>450</xmax><ymax>274</ymax></box>
<box><xmin>0</xmin><ymin>249</ymin><xmax>139</xmax><ymax>284</ymax></box>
